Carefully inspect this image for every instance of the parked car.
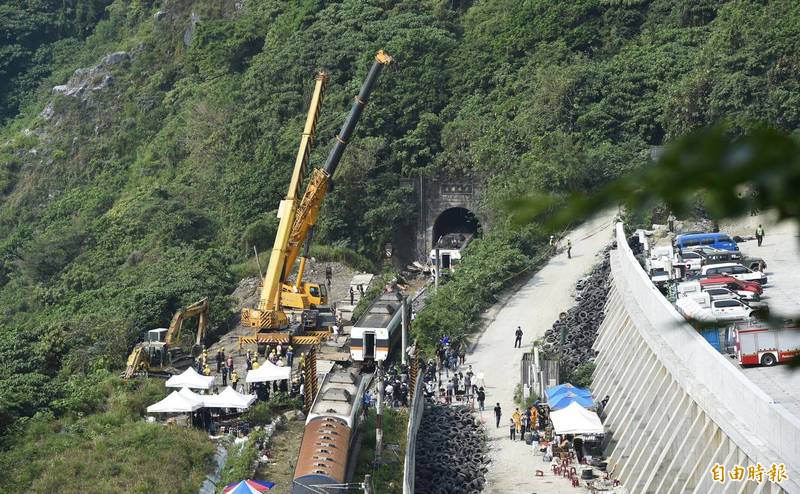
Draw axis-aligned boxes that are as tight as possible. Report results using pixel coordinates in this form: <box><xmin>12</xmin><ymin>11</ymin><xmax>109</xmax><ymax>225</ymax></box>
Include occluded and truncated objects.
<box><xmin>700</xmin><ymin>263</ymin><xmax>767</xmax><ymax>285</ymax></box>
<box><xmin>676</xmin><ymin>294</ymin><xmax>753</xmax><ymax>323</ymax></box>
<box><xmin>703</xmin><ymin>287</ymin><xmax>768</xmax><ymax>311</ymax></box>
<box><xmin>676</xmin><ymin>250</ymin><xmax>703</xmax><ymax>272</ymax></box>
<box><xmin>698</xmin><ymin>276</ymin><xmax>763</xmax><ymax>296</ymax></box>
<box><xmin>689</xmin><ymin>247</ymin><xmax>767</xmax><ymax>271</ymax></box>
<box><xmin>675</xmin><ymin>232</ymin><xmax>738</xmax><ymax>252</ymax></box>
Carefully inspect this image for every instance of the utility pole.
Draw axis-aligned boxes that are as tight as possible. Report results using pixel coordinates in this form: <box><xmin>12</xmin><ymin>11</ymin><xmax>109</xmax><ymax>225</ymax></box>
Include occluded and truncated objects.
<box><xmin>434</xmin><ymin>247</ymin><xmax>440</xmax><ymax>292</ymax></box>
<box><xmin>375</xmin><ymin>361</ymin><xmax>384</xmax><ymax>460</ymax></box>
<box><xmin>401</xmin><ymin>297</ymin><xmax>408</xmax><ymax>365</ymax></box>
<box><xmin>364</xmin><ymin>474</ymin><xmax>373</xmax><ymax>494</ymax></box>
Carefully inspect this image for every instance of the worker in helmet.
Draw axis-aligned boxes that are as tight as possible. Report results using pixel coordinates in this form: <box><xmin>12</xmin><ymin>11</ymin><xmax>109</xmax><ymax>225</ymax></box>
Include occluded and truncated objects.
<box><xmin>231</xmin><ymin>370</ymin><xmax>239</xmax><ymax>392</ymax></box>
<box><xmin>203</xmin><ymin>363</ymin><xmax>211</xmax><ymax>376</ymax></box>
<box><xmin>252</xmin><ymin>356</ymin><xmax>260</xmax><ymax>369</ymax></box>
<box><xmin>287</xmin><ymin>346</ymin><xmax>294</xmax><ymax>367</ymax></box>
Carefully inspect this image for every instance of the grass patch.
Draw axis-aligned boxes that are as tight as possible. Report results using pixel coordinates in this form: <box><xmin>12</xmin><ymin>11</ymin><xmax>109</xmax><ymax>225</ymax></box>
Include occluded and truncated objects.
<box><xmin>219</xmin><ymin>429</ymin><xmax>266</xmax><ymax>490</ymax></box>
<box><xmin>0</xmin><ymin>377</ymin><xmax>214</xmax><ymax>494</ymax></box>
<box><xmin>354</xmin><ymin>407</ymin><xmax>408</xmax><ymax>494</ymax></box>
<box><xmin>308</xmin><ymin>244</ymin><xmax>377</xmax><ymax>273</ymax></box>
<box><xmin>254</xmin><ymin>417</ymin><xmax>306</xmax><ymax>492</ymax></box>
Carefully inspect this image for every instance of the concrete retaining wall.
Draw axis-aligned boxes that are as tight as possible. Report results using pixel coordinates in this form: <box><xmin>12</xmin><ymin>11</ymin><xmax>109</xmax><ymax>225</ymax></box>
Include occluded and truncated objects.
<box><xmin>591</xmin><ymin>223</ymin><xmax>799</xmax><ymax>493</ymax></box>
<box><xmin>403</xmin><ymin>371</ymin><xmax>425</xmax><ymax>494</ymax></box>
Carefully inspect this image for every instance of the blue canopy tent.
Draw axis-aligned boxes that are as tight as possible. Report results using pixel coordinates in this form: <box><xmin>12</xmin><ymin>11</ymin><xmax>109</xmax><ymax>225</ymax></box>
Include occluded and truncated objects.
<box><xmin>546</xmin><ymin>384</ymin><xmax>592</xmax><ymax>402</ymax></box>
<box><xmin>548</xmin><ymin>391</ymin><xmax>595</xmax><ymax>410</ymax></box>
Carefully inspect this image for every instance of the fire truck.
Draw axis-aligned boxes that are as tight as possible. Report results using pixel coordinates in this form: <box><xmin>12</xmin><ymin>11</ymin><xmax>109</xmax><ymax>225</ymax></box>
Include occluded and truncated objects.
<box><xmin>734</xmin><ymin>322</ymin><xmax>800</xmax><ymax>367</ymax></box>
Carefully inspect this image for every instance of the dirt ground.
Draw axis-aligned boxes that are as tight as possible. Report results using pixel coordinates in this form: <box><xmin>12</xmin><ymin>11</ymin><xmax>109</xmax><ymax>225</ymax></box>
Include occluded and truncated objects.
<box><xmin>254</xmin><ymin>417</ymin><xmax>306</xmax><ymax>490</ymax></box>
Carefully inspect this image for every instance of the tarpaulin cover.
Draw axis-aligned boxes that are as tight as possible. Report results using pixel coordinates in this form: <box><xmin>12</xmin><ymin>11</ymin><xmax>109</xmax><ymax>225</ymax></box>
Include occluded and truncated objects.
<box><xmin>546</xmin><ymin>383</ymin><xmax>592</xmax><ymax>402</ymax></box>
<box><xmin>548</xmin><ymin>391</ymin><xmax>595</xmax><ymax>410</ymax></box>
<box><xmin>223</xmin><ymin>479</ymin><xmax>275</xmax><ymax>494</ymax></box>
<box><xmin>550</xmin><ymin>401</ymin><xmax>604</xmax><ymax>435</ymax></box>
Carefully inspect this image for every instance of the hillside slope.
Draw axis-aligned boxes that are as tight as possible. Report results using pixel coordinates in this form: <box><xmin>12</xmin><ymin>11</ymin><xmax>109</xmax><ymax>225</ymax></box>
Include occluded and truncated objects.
<box><xmin>1</xmin><ymin>0</ymin><xmax>799</xmax><ymax>491</ymax></box>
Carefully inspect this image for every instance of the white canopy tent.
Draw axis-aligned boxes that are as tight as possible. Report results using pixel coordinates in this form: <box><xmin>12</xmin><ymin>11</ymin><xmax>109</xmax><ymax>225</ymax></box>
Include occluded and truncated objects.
<box><xmin>549</xmin><ymin>401</ymin><xmax>605</xmax><ymax>435</ymax></box>
<box><xmin>246</xmin><ymin>361</ymin><xmax>291</xmax><ymax>383</ymax></box>
<box><xmin>178</xmin><ymin>386</ymin><xmax>206</xmax><ymax>405</ymax></box>
<box><xmin>204</xmin><ymin>386</ymin><xmax>256</xmax><ymax>409</ymax></box>
<box><xmin>146</xmin><ymin>390</ymin><xmax>202</xmax><ymax>413</ymax></box>
<box><xmin>165</xmin><ymin>367</ymin><xmax>215</xmax><ymax>390</ymax></box>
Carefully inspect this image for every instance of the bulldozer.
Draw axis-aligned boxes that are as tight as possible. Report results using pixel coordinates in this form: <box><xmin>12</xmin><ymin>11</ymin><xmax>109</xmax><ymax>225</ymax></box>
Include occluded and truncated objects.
<box><xmin>123</xmin><ymin>298</ymin><xmax>209</xmax><ymax>379</ymax></box>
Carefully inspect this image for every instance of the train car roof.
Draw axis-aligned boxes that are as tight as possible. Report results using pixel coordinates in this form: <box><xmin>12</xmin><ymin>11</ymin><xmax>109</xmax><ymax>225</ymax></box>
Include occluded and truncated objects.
<box><xmin>353</xmin><ymin>291</ymin><xmax>403</xmax><ymax>329</ymax></box>
<box><xmin>308</xmin><ymin>368</ymin><xmax>361</xmax><ymax>419</ymax></box>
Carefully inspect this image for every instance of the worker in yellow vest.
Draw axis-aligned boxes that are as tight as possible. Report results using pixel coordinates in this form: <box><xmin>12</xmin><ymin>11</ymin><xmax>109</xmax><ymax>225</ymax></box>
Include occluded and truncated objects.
<box><xmin>231</xmin><ymin>370</ymin><xmax>239</xmax><ymax>391</ymax></box>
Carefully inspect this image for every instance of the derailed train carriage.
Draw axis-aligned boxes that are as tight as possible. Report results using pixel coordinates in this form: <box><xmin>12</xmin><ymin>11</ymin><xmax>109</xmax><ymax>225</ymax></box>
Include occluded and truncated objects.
<box><xmin>292</xmin><ymin>366</ymin><xmax>369</xmax><ymax>494</ymax></box>
<box><xmin>350</xmin><ymin>290</ymin><xmax>404</xmax><ymax>362</ymax></box>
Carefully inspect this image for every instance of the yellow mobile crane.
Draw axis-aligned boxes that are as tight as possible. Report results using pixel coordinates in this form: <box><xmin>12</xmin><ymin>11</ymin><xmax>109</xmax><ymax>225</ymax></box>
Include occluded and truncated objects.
<box><xmin>123</xmin><ymin>298</ymin><xmax>209</xmax><ymax>378</ymax></box>
<box><xmin>241</xmin><ymin>50</ymin><xmax>393</xmax><ymax>344</ymax></box>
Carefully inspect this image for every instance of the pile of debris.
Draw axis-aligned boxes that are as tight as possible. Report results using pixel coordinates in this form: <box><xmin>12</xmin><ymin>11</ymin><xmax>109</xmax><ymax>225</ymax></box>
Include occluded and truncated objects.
<box><xmin>414</xmin><ymin>404</ymin><xmax>488</xmax><ymax>494</ymax></box>
<box><xmin>541</xmin><ymin>249</ymin><xmax>612</xmax><ymax>375</ymax></box>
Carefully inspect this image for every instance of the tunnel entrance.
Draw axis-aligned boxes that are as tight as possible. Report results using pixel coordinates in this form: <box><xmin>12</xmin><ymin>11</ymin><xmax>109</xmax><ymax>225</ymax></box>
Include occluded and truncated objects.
<box><xmin>432</xmin><ymin>207</ymin><xmax>480</xmax><ymax>247</ymax></box>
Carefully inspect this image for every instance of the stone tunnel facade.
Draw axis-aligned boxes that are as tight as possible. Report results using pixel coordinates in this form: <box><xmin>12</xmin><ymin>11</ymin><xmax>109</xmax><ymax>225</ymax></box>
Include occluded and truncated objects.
<box><xmin>412</xmin><ymin>174</ymin><xmax>484</xmax><ymax>262</ymax></box>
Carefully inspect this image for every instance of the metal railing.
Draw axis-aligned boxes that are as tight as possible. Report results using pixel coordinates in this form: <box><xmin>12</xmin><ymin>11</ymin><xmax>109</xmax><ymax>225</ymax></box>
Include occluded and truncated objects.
<box><xmin>402</xmin><ymin>360</ymin><xmax>425</xmax><ymax>494</ymax></box>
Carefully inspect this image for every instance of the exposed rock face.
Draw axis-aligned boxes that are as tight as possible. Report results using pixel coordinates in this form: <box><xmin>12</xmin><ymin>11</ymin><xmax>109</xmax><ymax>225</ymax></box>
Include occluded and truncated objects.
<box><xmin>41</xmin><ymin>51</ymin><xmax>130</xmax><ymax>121</ymax></box>
<box><xmin>184</xmin><ymin>12</ymin><xmax>200</xmax><ymax>46</ymax></box>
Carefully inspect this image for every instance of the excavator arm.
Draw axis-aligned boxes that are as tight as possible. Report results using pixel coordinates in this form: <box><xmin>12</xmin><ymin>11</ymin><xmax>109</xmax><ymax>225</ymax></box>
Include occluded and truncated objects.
<box><xmin>123</xmin><ymin>346</ymin><xmax>146</xmax><ymax>379</ymax></box>
<box><xmin>165</xmin><ymin>297</ymin><xmax>209</xmax><ymax>347</ymax></box>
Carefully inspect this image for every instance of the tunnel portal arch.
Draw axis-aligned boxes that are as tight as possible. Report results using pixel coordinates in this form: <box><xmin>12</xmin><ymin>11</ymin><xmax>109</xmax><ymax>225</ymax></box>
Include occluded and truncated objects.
<box><xmin>432</xmin><ymin>207</ymin><xmax>480</xmax><ymax>247</ymax></box>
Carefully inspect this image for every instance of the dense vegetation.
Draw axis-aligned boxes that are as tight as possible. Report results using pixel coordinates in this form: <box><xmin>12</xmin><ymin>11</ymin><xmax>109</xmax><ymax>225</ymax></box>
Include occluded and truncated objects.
<box><xmin>1</xmin><ymin>0</ymin><xmax>799</xmax><ymax>490</ymax></box>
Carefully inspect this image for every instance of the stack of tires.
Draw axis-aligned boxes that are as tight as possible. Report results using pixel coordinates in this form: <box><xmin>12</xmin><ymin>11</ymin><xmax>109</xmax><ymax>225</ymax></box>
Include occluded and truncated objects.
<box><xmin>414</xmin><ymin>404</ymin><xmax>488</xmax><ymax>494</ymax></box>
<box><xmin>541</xmin><ymin>250</ymin><xmax>612</xmax><ymax>376</ymax></box>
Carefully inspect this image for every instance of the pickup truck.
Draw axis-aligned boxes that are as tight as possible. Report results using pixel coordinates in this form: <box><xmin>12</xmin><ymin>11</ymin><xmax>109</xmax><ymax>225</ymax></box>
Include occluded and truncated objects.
<box><xmin>675</xmin><ymin>293</ymin><xmax>753</xmax><ymax>323</ymax></box>
<box><xmin>700</xmin><ymin>263</ymin><xmax>767</xmax><ymax>286</ymax></box>
<box><xmin>699</xmin><ymin>276</ymin><xmax>763</xmax><ymax>296</ymax></box>
<box><xmin>702</xmin><ymin>287</ymin><xmax>768</xmax><ymax>311</ymax></box>
<box><xmin>688</xmin><ymin>246</ymin><xmax>767</xmax><ymax>271</ymax></box>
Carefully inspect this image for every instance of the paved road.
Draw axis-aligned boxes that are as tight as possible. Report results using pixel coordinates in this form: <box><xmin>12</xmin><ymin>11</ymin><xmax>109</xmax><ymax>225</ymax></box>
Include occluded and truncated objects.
<box><xmin>726</xmin><ymin>216</ymin><xmax>800</xmax><ymax>418</ymax></box>
<box><xmin>465</xmin><ymin>211</ymin><xmax>616</xmax><ymax>494</ymax></box>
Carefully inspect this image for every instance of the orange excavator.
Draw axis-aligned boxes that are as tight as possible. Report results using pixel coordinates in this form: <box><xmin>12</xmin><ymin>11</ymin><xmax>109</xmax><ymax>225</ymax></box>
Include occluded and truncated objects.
<box><xmin>240</xmin><ymin>50</ymin><xmax>393</xmax><ymax>345</ymax></box>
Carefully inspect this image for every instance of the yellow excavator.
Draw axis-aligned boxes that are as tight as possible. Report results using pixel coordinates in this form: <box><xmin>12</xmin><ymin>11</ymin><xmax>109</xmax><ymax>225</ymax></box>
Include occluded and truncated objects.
<box><xmin>241</xmin><ymin>50</ymin><xmax>393</xmax><ymax>344</ymax></box>
<box><xmin>123</xmin><ymin>298</ymin><xmax>209</xmax><ymax>378</ymax></box>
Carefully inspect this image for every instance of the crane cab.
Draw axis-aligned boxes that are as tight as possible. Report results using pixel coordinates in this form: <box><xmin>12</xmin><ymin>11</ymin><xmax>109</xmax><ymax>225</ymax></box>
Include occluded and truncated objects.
<box><xmin>281</xmin><ymin>282</ymin><xmax>328</xmax><ymax>310</ymax></box>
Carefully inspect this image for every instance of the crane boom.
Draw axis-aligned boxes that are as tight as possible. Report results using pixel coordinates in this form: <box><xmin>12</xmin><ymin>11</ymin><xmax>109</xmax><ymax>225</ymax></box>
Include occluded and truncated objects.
<box><xmin>242</xmin><ymin>50</ymin><xmax>393</xmax><ymax>332</ymax></box>
<box><xmin>283</xmin><ymin>50</ymin><xmax>393</xmax><ymax>278</ymax></box>
<box><xmin>243</xmin><ymin>71</ymin><xmax>329</xmax><ymax>330</ymax></box>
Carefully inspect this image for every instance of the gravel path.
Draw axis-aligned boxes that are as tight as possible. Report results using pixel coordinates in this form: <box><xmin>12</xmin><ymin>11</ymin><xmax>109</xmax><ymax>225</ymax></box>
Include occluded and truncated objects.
<box><xmin>465</xmin><ymin>211</ymin><xmax>617</xmax><ymax>494</ymax></box>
